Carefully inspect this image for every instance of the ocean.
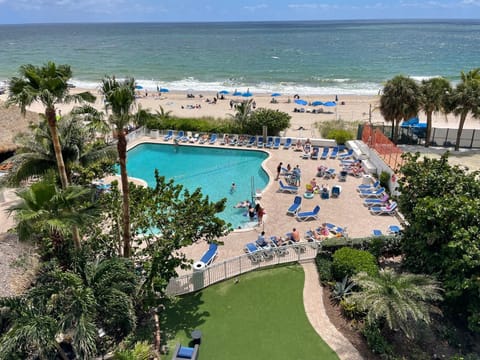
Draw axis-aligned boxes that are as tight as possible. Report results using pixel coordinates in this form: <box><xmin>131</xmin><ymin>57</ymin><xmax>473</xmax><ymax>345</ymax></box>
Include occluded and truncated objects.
<box><xmin>1</xmin><ymin>20</ymin><xmax>479</xmax><ymax>95</ymax></box>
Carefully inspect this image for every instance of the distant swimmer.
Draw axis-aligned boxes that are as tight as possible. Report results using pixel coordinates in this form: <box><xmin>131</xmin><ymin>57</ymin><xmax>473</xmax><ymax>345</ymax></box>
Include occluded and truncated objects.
<box><xmin>234</xmin><ymin>199</ymin><xmax>251</xmax><ymax>208</ymax></box>
<box><xmin>230</xmin><ymin>182</ymin><xmax>236</xmax><ymax>194</ymax></box>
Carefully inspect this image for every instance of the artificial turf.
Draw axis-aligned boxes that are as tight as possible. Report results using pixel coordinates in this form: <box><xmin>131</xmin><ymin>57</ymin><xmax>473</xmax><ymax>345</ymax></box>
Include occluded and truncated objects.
<box><xmin>162</xmin><ymin>265</ymin><xmax>339</xmax><ymax>360</ymax></box>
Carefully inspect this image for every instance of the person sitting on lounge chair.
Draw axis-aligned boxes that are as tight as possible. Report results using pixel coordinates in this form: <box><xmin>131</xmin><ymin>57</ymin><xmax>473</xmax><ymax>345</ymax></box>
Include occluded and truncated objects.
<box><xmin>310</xmin><ymin>178</ymin><xmax>319</xmax><ymax>192</ymax></box>
<box><xmin>294</xmin><ymin>139</ymin><xmax>303</xmax><ymax>151</ymax></box>
<box><xmin>256</xmin><ymin>231</ymin><xmax>267</xmax><ymax>247</ymax></box>
<box><xmin>289</xmin><ymin>228</ymin><xmax>301</xmax><ymax>242</ymax></box>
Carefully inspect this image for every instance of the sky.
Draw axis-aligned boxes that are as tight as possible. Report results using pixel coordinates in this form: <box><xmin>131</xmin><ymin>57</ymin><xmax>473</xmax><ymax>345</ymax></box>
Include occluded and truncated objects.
<box><xmin>0</xmin><ymin>0</ymin><xmax>479</xmax><ymax>24</ymax></box>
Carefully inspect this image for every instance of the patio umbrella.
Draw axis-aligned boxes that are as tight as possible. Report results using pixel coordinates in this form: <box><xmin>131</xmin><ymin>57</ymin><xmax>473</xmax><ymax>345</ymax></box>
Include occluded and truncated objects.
<box><xmin>323</xmin><ymin>101</ymin><xmax>336</xmax><ymax>107</ymax></box>
<box><xmin>294</xmin><ymin>99</ymin><xmax>308</xmax><ymax>106</ymax></box>
<box><xmin>135</xmin><ymin>85</ymin><xmax>143</xmax><ymax>90</ymax></box>
<box><xmin>219</xmin><ymin>90</ymin><xmax>229</xmax><ymax>95</ymax></box>
<box><xmin>242</xmin><ymin>92</ymin><xmax>253</xmax><ymax>97</ymax></box>
<box><xmin>160</xmin><ymin>88</ymin><xmax>169</xmax><ymax>93</ymax></box>
<box><xmin>233</xmin><ymin>91</ymin><xmax>242</xmax><ymax>96</ymax></box>
<box><xmin>271</xmin><ymin>92</ymin><xmax>281</xmax><ymax>97</ymax></box>
<box><xmin>311</xmin><ymin>101</ymin><xmax>324</xmax><ymax>106</ymax></box>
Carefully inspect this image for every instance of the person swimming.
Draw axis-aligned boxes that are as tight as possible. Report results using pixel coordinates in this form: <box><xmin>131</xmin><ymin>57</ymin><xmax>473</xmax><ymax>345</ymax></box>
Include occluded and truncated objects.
<box><xmin>234</xmin><ymin>199</ymin><xmax>251</xmax><ymax>208</ymax></box>
<box><xmin>230</xmin><ymin>182</ymin><xmax>236</xmax><ymax>194</ymax></box>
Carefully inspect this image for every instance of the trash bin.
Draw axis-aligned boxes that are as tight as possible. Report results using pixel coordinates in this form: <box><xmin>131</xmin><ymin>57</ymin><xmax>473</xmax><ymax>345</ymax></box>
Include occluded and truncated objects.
<box><xmin>362</xmin><ymin>174</ymin><xmax>372</xmax><ymax>185</ymax></box>
<box><xmin>192</xmin><ymin>262</ymin><xmax>205</xmax><ymax>291</ymax></box>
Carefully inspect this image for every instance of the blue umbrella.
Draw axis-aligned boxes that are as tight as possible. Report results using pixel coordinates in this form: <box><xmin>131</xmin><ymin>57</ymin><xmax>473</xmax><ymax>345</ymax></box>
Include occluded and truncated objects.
<box><xmin>311</xmin><ymin>101</ymin><xmax>324</xmax><ymax>106</ymax></box>
<box><xmin>135</xmin><ymin>85</ymin><xmax>143</xmax><ymax>90</ymax></box>
<box><xmin>294</xmin><ymin>99</ymin><xmax>308</xmax><ymax>106</ymax></box>
<box><xmin>219</xmin><ymin>90</ymin><xmax>229</xmax><ymax>95</ymax></box>
<box><xmin>271</xmin><ymin>92</ymin><xmax>281</xmax><ymax>97</ymax></box>
<box><xmin>323</xmin><ymin>101</ymin><xmax>336</xmax><ymax>107</ymax></box>
<box><xmin>242</xmin><ymin>92</ymin><xmax>253</xmax><ymax>97</ymax></box>
<box><xmin>233</xmin><ymin>91</ymin><xmax>242</xmax><ymax>96</ymax></box>
<box><xmin>160</xmin><ymin>88</ymin><xmax>169</xmax><ymax>93</ymax></box>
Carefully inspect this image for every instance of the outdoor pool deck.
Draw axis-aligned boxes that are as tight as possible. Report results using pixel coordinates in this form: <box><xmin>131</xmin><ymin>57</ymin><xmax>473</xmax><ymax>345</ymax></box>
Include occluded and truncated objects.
<box><xmin>126</xmin><ymin>136</ymin><xmax>402</xmax><ymax>269</ymax></box>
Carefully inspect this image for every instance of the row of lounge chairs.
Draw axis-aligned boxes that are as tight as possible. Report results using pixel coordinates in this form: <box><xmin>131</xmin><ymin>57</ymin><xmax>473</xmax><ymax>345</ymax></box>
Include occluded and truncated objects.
<box><xmin>357</xmin><ymin>181</ymin><xmax>398</xmax><ymax>216</ymax></box>
<box><xmin>244</xmin><ymin>236</ymin><xmax>308</xmax><ymax>263</ymax></box>
<box><xmin>372</xmin><ymin>225</ymin><xmax>402</xmax><ymax>236</ymax></box>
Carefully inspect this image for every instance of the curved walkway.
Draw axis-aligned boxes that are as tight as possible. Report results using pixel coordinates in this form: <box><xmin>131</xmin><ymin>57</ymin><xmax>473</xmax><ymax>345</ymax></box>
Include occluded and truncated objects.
<box><xmin>302</xmin><ymin>261</ymin><xmax>363</xmax><ymax>360</ymax></box>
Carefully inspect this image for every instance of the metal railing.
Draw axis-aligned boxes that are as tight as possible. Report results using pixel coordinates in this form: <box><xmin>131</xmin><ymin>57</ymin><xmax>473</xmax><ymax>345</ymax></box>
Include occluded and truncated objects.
<box><xmin>126</xmin><ymin>126</ymin><xmax>146</xmax><ymax>142</ymax></box>
<box><xmin>166</xmin><ymin>242</ymin><xmax>319</xmax><ymax>296</ymax></box>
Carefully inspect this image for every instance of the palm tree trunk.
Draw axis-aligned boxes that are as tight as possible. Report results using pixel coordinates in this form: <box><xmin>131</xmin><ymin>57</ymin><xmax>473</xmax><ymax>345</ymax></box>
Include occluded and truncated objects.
<box><xmin>425</xmin><ymin>112</ymin><xmax>433</xmax><ymax>147</ymax></box>
<box><xmin>455</xmin><ymin>112</ymin><xmax>467</xmax><ymax>151</ymax></box>
<box><xmin>46</xmin><ymin>108</ymin><xmax>69</xmax><ymax>189</ymax></box>
<box><xmin>117</xmin><ymin>132</ymin><xmax>131</xmax><ymax>258</ymax></box>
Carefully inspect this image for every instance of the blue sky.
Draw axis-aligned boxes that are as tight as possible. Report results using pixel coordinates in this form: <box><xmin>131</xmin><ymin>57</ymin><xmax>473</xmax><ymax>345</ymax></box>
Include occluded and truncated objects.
<box><xmin>0</xmin><ymin>0</ymin><xmax>479</xmax><ymax>24</ymax></box>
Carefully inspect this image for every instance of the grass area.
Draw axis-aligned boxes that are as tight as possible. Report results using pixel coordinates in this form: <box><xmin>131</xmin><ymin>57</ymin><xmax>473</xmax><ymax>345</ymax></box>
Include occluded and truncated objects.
<box><xmin>162</xmin><ymin>265</ymin><xmax>339</xmax><ymax>360</ymax></box>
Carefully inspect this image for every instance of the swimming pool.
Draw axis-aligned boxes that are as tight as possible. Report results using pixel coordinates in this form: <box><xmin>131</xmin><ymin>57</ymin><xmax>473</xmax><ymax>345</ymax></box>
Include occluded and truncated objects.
<box><xmin>125</xmin><ymin>143</ymin><xmax>269</xmax><ymax>228</ymax></box>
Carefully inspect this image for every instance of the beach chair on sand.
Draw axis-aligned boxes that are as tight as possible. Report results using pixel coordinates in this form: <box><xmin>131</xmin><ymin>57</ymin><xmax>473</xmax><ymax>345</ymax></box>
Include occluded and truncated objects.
<box><xmin>278</xmin><ymin>181</ymin><xmax>299</xmax><ymax>194</ymax></box>
<box><xmin>244</xmin><ymin>243</ymin><xmax>263</xmax><ymax>263</ymax></box>
<box><xmin>359</xmin><ymin>187</ymin><xmax>385</xmax><ymax>198</ymax></box>
<box><xmin>264</xmin><ymin>136</ymin><xmax>274</xmax><ymax>148</ymax></box>
<box><xmin>310</xmin><ymin>147</ymin><xmax>320</xmax><ymax>160</ymax></box>
<box><xmin>357</xmin><ymin>180</ymin><xmax>380</xmax><ymax>191</ymax></box>
<box><xmin>269</xmin><ymin>236</ymin><xmax>288</xmax><ymax>256</ymax></box>
<box><xmin>329</xmin><ymin>146</ymin><xmax>339</xmax><ymax>159</ymax></box>
<box><xmin>339</xmin><ymin>149</ymin><xmax>354</xmax><ymax>160</ymax></box>
<box><xmin>209</xmin><ymin>133</ymin><xmax>217</xmax><ymax>144</ymax></box>
<box><xmin>257</xmin><ymin>136</ymin><xmax>264</xmax><ymax>148</ymax></box>
<box><xmin>286</xmin><ymin>195</ymin><xmax>302</xmax><ymax>215</ymax></box>
<box><xmin>363</xmin><ymin>193</ymin><xmax>389</xmax><ymax>207</ymax></box>
<box><xmin>372</xmin><ymin>229</ymin><xmax>383</xmax><ymax>236</ymax></box>
<box><xmin>388</xmin><ymin>225</ymin><xmax>402</xmax><ymax>234</ymax></box>
<box><xmin>273</xmin><ymin>137</ymin><xmax>281</xmax><ymax>149</ymax></box>
<box><xmin>283</xmin><ymin>138</ymin><xmax>292</xmax><ymax>150</ymax></box>
<box><xmin>320</xmin><ymin>147</ymin><xmax>329</xmax><ymax>160</ymax></box>
<box><xmin>370</xmin><ymin>201</ymin><xmax>398</xmax><ymax>216</ymax></box>
<box><xmin>323</xmin><ymin>168</ymin><xmax>336</xmax><ymax>179</ymax></box>
<box><xmin>296</xmin><ymin>205</ymin><xmax>320</xmax><ymax>221</ymax></box>
<box><xmin>163</xmin><ymin>130</ymin><xmax>174</xmax><ymax>141</ymax></box>
<box><xmin>199</xmin><ymin>243</ymin><xmax>218</xmax><ymax>266</ymax></box>
<box><xmin>246</xmin><ymin>136</ymin><xmax>256</xmax><ymax>147</ymax></box>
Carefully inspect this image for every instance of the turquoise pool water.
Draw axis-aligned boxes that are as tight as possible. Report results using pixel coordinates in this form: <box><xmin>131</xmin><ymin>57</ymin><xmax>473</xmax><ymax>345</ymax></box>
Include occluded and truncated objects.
<box><xmin>125</xmin><ymin>143</ymin><xmax>269</xmax><ymax>228</ymax></box>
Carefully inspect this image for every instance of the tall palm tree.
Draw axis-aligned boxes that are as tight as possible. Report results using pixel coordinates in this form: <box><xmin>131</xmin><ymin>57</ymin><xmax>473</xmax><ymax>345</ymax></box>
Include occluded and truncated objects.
<box><xmin>379</xmin><ymin>75</ymin><xmax>420</xmax><ymax>143</ymax></box>
<box><xmin>349</xmin><ymin>269</ymin><xmax>443</xmax><ymax>339</ymax></box>
<box><xmin>419</xmin><ymin>77</ymin><xmax>452</xmax><ymax>147</ymax></box>
<box><xmin>8</xmin><ymin>178</ymin><xmax>98</xmax><ymax>251</ymax></box>
<box><xmin>450</xmin><ymin>68</ymin><xmax>480</xmax><ymax>151</ymax></box>
<box><xmin>228</xmin><ymin>98</ymin><xmax>253</xmax><ymax>132</ymax></box>
<box><xmin>7</xmin><ymin>62</ymin><xmax>95</xmax><ymax>189</ymax></box>
<box><xmin>100</xmin><ymin>76</ymin><xmax>136</xmax><ymax>257</ymax></box>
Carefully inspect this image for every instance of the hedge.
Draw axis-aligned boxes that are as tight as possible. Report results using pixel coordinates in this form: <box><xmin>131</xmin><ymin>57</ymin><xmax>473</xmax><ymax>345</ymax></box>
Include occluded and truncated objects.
<box><xmin>332</xmin><ymin>247</ymin><xmax>378</xmax><ymax>280</ymax></box>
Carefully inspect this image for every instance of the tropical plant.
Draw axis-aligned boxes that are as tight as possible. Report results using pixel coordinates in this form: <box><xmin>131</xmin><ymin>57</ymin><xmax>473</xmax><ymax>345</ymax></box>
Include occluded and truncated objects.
<box><xmin>449</xmin><ymin>68</ymin><xmax>480</xmax><ymax>151</ymax></box>
<box><xmin>8</xmin><ymin>177</ymin><xmax>98</xmax><ymax>252</ymax></box>
<box><xmin>112</xmin><ymin>341</ymin><xmax>156</xmax><ymax>360</ymax></box>
<box><xmin>379</xmin><ymin>75</ymin><xmax>420</xmax><ymax>143</ymax></box>
<box><xmin>331</xmin><ymin>276</ymin><xmax>355</xmax><ymax>304</ymax></box>
<box><xmin>245</xmin><ymin>108</ymin><xmax>291</xmax><ymax>135</ymax></box>
<box><xmin>332</xmin><ymin>247</ymin><xmax>378</xmax><ymax>280</ymax></box>
<box><xmin>419</xmin><ymin>77</ymin><xmax>452</xmax><ymax>147</ymax></box>
<box><xmin>349</xmin><ymin>269</ymin><xmax>443</xmax><ymax>339</ymax></box>
<box><xmin>7</xmin><ymin>62</ymin><xmax>95</xmax><ymax>189</ymax></box>
<box><xmin>228</xmin><ymin>98</ymin><xmax>253</xmax><ymax>131</ymax></box>
<box><xmin>100</xmin><ymin>76</ymin><xmax>136</xmax><ymax>258</ymax></box>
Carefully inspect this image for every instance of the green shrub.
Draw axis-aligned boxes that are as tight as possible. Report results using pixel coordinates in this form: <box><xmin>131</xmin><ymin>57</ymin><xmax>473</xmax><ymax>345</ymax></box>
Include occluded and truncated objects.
<box><xmin>326</xmin><ymin>129</ymin><xmax>354</xmax><ymax>145</ymax></box>
<box><xmin>362</xmin><ymin>323</ymin><xmax>393</xmax><ymax>355</ymax></box>
<box><xmin>340</xmin><ymin>299</ymin><xmax>362</xmax><ymax>320</ymax></box>
<box><xmin>315</xmin><ymin>255</ymin><xmax>333</xmax><ymax>284</ymax></box>
<box><xmin>317</xmin><ymin>119</ymin><xmax>361</xmax><ymax>139</ymax></box>
<box><xmin>379</xmin><ymin>171</ymin><xmax>391</xmax><ymax>190</ymax></box>
<box><xmin>332</xmin><ymin>247</ymin><xmax>378</xmax><ymax>280</ymax></box>
<box><xmin>245</xmin><ymin>108</ymin><xmax>291</xmax><ymax>135</ymax></box>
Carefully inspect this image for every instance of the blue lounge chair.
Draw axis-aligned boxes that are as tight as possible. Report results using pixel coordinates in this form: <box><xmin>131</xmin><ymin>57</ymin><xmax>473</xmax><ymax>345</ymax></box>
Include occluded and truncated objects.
<box><xmin>357</xmin><ymin>180</ymin><xmax>380</xmax><ymax>191</ymax></box>
<box><xmin>256</xmin><ymin>136</ymin><xmax>264</xmax><ymax>148</ymax></box>
<box><xmin>329</xmin><ymin>146</ymin><xmax>339</xmax><ymax>159</ymax></box>
<box><xmin>278</xmin><ymin>180</ymin><xmax>299</xmax><ymax>194</ymax></box>
<box><xmin>296</xmin><ymin>205</ymin><xmax>320</xmax><ymax>221</ymax></box>
<box><xmin>323</xmin><ymin>168</ymin><xmax>336</xmax><ymax>179</ymax></box>
<box><xmin>172</xmin><ymin>344</ymin><xmax>199</xmax><ymax>360</ymax></box>
<box><xmin>200</xmin><ymin>243</ymin><xmax>218</xmax><ymax>266</ymax></box>
<box><xmin>331</xmin><ymin>185</ymin><xmax>341</xmax><ymax>198</ymax></box>
<box><xmin>174</xmin><ymin>130</ymin><xmax>185</xmax><ymax>142</ymax></box>
<box><xmin>310</xmin><ymin>147</ymin><xmax>320</xmax><ymax>160</ymax></box>
<box><xmin>372</xmin><ymin>229</ymin><xmax>383</xmax><ymax>236</ymax></box>
<box><xmin>246</xmin><ymin>136</ymin><xmax>256</xmax><ymax>147</ymax></box>
<box><xmin>388</xmin><ymin>225</ymin><xmax>402</xmax><ymax>234</ymax></box>
<box><xmin>283</xmin><ymin>138</ymin><xmax>292</xmax><ymax>149</ymax></box>
<box><xmin>363</xmin><ymin>194</ymin><xmax>389</xmax><ymax>207</ymax></box>
<box><xmin>163</xmin><ymin>129</ymin><xmax>174</xmax><ymax>141</ymax></box>
<box><xmin>244</xmin><ymin>242</ymin><xmax>264</xmax><ymax>263</ymax></box>
<box><xmin>370</xmin><ymin>201</ymin><xmax>397</xmax><ymax>216</ymax></box>
<box><xmin>286</xmin><ymin>195</ymin><xmax>302</xmax><ymax>215</ymax></box>
<box><xmin>359</xmin><ymin>187</ymin><xmax>385</xmax><ymax>198</ymax></box>
<box><xmin>339</xmin><ymin>149</ymin><xmax>354</xmax><ymax>159</ymax></box>
<box><xmin>324</xmin><ymin>223</ymin><xmax>347</xmax><ymax>236</ymax></box>
<box><xmin>264</xmin><ymin>136</ymin><xmax>274</xmax><ymax>148</ymax></box>
<box><xmin>209</xmin><ymin>133</ymin><xmax>217</xmax><ymax>144</ymax></box>
<box><xmin>320</xmin><ymin>147</ymin><xmax>329</xmax><ymax>160</ymax></box>
<box><xmin>273</xmin><ymin>137</ymin><xmax>281</xmax><ymax>149</ymax></box>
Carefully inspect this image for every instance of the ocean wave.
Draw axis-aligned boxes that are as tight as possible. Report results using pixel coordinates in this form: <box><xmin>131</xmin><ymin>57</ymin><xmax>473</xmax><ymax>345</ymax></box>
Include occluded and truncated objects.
<box><xmin>410</xmin><ymin>75</ymin><xmax>442</xmax><ymax>81</ymax></box>
<box><xmin>70</xmin><ymin>77</ymin><xmax>382</xmax><ymax>95</ymax></box>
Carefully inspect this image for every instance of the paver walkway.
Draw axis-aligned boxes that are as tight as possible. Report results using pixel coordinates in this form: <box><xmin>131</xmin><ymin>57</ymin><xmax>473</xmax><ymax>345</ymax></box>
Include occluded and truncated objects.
<box><xmin>302</xmin><ymin>261</ymin><xmax>363</xmax><ymax>360</ymax></box>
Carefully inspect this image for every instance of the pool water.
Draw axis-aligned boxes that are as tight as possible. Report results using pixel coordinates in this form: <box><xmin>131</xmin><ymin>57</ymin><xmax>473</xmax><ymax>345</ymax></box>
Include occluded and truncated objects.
<box><xmin>125</xmin><ymin>143</ymin><xmax>269</xmax><ymax>228</ymax></box>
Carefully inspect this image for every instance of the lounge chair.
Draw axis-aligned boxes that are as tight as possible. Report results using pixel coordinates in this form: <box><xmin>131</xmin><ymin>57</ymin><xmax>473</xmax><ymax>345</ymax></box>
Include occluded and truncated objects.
<box><xmin>310</xmin><ymin>147</ymin><xmax>320</xmax><ymax>160</ymax></box>
<box><xmin>323</xmin><ymin>168</ymin><xmax>336</xmax><ymax>179</ymax></box>
<box><xmin>331</xmin><ymin>185</ymin><xmax>341</xmax><ymax>198</ymax></box>
<box><xmin>278</xmin><ymin>180</ymin><xmax>299</xmax><ymax>194</ymax></box>
<box><xmin>370</xmin><ymin>201</ymin><xmax>397</xmax><ymax>216</ymax></box>
<box><xmin>363</xmin><ymin>193</ymin><xmax>389</xmax><ymax>207</ymax></box>
<box><xmin>199</xmin><ymin>243</ymin><xmax>218</xmax><ymax>266</ymax></box>
<box><xmin>338</xmin><ymin>170</ymin><xmax>348</xmax><ymax>182</ymax></box>
<box><xmin>388</xmin><ymin>225</ymin><xmax>402</xmax><ymax>234</ymax></box>
<box><xmin>174</xmin><ymin>130</ymin><xmax>185</xmax><ymax>142</ymax></box>
<box><xmin>269</xmin><ymin>236</ymin><xmax>288</xmax><ymax>256</ymax></box>
<box><xmin>163</xmin><ymin>130</ymin><xmax>174</xmax><ymax>141</ymax></box>
<box><xmin>320</xmin><ymin>147</ymin><xmax>329</xmax><ymax>160</ymax></box>
<box><xmin>229</xmin><ymin>135</ymin><xmax>238</xmax><ymax>146</ymax></box>
<box><xmin>357</xmin><ymin>180</ymin><xmax>380</xmax><ymax>191</ymax></box>
<box><xmin>339</xmin><ymin>149</ymin><xmax>354</xmax><ymax>159</ymax></box>
<box><xmin>219</xmin><ymin>134</ymin><xmax>228</xmax><ymax>145</ymax></box>
<box><xmin>264</xmin><ymin>136</ymin><xmax>274</xmax><ymax>148</ymax></box>
<box><xmin>372</xmin><ymin>229</ymin><xmax>383</xmax><ymax>236</ymax></box>
<box><xmin>246</xmin><ymin>136</ymin><xmax>256</xmax><ymax>147</ymax></box>
<box><xmin>244</xmin><ymin>243</ymin><xmax>264</xmax><ymax>263</ymax></box>
<box><xmin>286</xmin><ymin>195</ymin><xmax>302</xmax><ymax>215</ymax></box>
<box><xmin>283</xmin><ymin>138</ymin><xmax>292</xmax><ymax>149</ymax></box>
<box><xmin>329</xmin><ymin>146</ymin><xmax>339</xmax><ymax>159</ymax></box>
<box><xmin>208</xmin><ymin>133</ymin><xmax>217</xmax><ymax>144</ymax></box>
<box><xmin>171</xmin><ymin>344</ymin><xmax>199</xmax><ymax>360</ymax></box>
<box><xmin>359</xmin><ymin>187</ymin><xmax>385</xmax><ymax>198</ymax></box>
<box><xmin>256</xmin><ymin>136</ymin><xmax>264</xmax><ymax>148</ymax></box>
<box><xmin>324</xmin><ymin>223</ymin><xmax>347</xmax><ymax>236</ymax></box>
<box><xmin>296</xmin><ymin>205</ymin><xmax>320</xmax><ymax>221</ymax></box>
<box><xmin>272</xmin><ymin>137</ymin><xmax>281</xmax><ymax>149</ymax></box>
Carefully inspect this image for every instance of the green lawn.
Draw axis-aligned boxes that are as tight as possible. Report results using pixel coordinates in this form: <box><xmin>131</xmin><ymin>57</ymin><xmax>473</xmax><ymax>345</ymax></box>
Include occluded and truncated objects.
<box><xmin>162</xmin><ymin>265</ymin><xmax>339</xmax><ymax>360</ymax></box>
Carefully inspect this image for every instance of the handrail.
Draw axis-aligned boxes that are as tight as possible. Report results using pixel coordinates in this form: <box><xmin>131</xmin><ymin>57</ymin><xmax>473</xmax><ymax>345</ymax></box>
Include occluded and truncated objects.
<box><xmin>166</xmin><ymin>242</ymin><xmax>319</xmax><ymax>296</ymax></box>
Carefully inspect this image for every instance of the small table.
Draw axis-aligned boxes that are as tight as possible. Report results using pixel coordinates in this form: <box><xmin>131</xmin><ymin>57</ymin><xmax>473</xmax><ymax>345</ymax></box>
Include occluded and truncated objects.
<box><xmin>191</xmin><ymin>329</ymin><xmax>202</xmax><ymax>345</ymax></box>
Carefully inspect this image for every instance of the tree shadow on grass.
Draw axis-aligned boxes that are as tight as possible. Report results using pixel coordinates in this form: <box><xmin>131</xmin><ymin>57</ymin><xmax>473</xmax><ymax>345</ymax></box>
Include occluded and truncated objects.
<box><xmin>161</xmin><ymin>291</ymin><xmax>209</xmax><ymax>346</ymax></box>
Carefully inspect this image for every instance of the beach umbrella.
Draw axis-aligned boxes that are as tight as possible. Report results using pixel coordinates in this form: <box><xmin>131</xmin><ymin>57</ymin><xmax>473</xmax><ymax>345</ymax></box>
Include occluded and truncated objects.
<box><xmin>311</xmin><ymin>101</ymin><xmax>324</xmax><ymax>106</ymax></box>
<box><xmin>242</xmin><ymin>92</ymin><xmax>253</xmax><ymax>97</ymax></box>
<box><xmin>323</xmin><ymin>101</ymin><xmax>336</xmax><ymax>107</ymax></box>
<box><xmin>233</xmin><ymin>91</ymin><xmax>242</xmax><ymax>96</ymax></box>
<box><xmin>219</xmin><ymin>90</ymin><xmax>229</xmax><ymax>95</ymax></box>
<box><xmin>160</xmin><ymin>88</ymin><xmax>169</xmax><ymax>93</ymax></box>
<box><xmin>294</xmin><ymin>99</ymin><xmax>308</xmax><ymax>106</ymax></box>
<box><xmin>135</xmin><ymin>85</ymin><xmax>143</xmax><ymax>90</ymax></box>
<box><xmin>271</xmin><ymin>92</ymin><xmax>281</xmax><ymax>97</ymax></box>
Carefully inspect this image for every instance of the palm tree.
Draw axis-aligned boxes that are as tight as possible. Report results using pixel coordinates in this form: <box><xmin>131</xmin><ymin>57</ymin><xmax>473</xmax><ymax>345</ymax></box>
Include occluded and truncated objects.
<box><xmin>7</xmin><ymin>62</ymin><xmax>95</xmax><ymax>189</ymax></box>
<box><xmin>419</xmin><ymin>77</ymin><xmax>452</xmax><ymax>147</ymax></box>
<box><xmin>8</xmin><ymin>178</ymin><xmax>98</xmax><ymax>251</ymax></box>
<box><xmin>228</xmin><ymin>98</ymin><xmax>253</xmax><ymax>132</ymax></box>
<box><xmin>100</xmin><ymin>76</ymin><xmax>136</xmax><ymax>257</ymax></box>
<box><xmin>450</xmin><ymin>68</ymin><xmax>480</xmax><ymax>151</ymax></box>
<box><xmin>349</xmin><ymin>269</ymin><xmax>442</xmax><ymax>339</ymax></box>
<box><xmin>379</xmin><ymin>75</ymin><xmax>420</xmax><ymax>143</ymax></box>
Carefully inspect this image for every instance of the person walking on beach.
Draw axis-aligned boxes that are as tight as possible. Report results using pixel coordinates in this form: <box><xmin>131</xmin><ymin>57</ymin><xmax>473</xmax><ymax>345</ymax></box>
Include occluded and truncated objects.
<box><xmin>276</xmin><ymin>162</ymin><xmax>283</xmax><ymax>181</ymax></box>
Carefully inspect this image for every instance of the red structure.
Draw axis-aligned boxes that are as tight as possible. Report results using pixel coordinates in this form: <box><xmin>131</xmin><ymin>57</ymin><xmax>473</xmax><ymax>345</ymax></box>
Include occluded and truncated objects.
<box><xmin>362</xmin><ymin>124</ymin><xmax>404</xmax><ymax>170</ymax></box>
